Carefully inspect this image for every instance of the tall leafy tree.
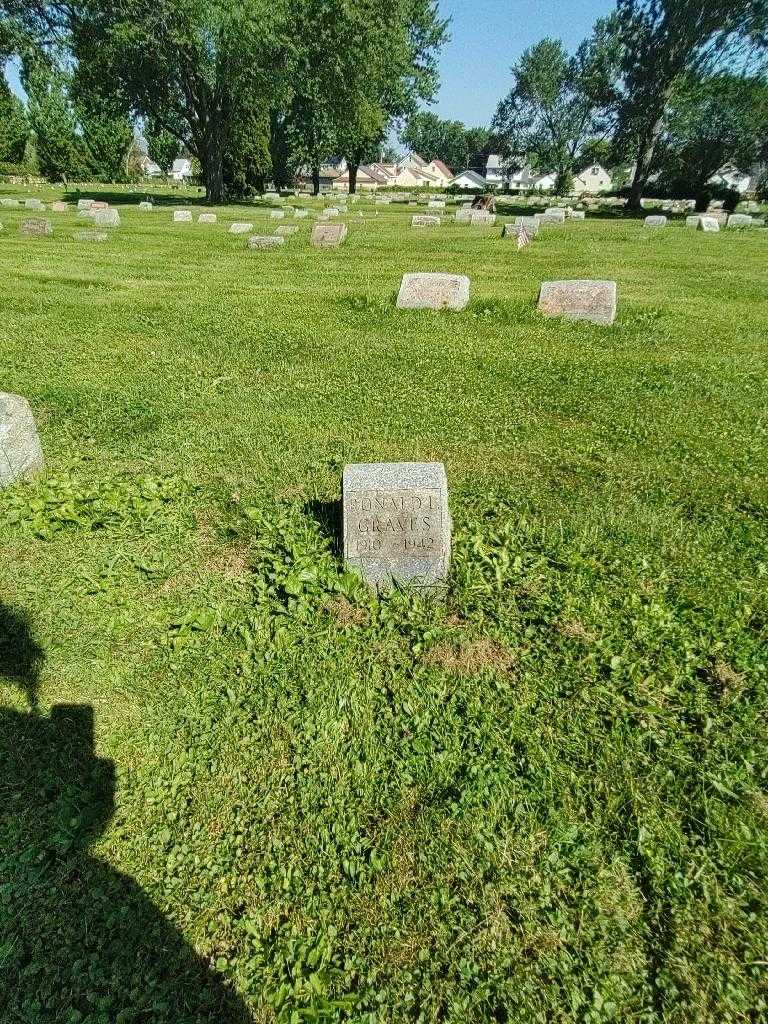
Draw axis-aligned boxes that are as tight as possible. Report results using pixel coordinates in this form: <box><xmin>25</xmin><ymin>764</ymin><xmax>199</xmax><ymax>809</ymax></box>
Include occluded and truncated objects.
<box><xmin>144</xmin><ymin>116</ymin><xmax>180</xmax><ymax>177</ymax></box>
<box><xmin>492</xmin><ymin>22</ymin><xmax>620</xmax><ymax>194</ymax></box>
<box><xmin>0</xmin><ymin>77</ymin><xmax>29</xmax><ymax>163</ymax></box>
<box><xmin>614</xmin><ymin>0</ymin><xmax>768</xmax><ymax>208</ymax></box>
<box><xmin>655</xmin><ymin>72</ymin><xmax>768</xmax><ymax>193</ymax></box>
<box><xmin>24</xmin><ymin>60</ymin><xmax>87</xmax><ymax>180</ymax></box>
<box><xmin>70</xmin><ymin>0</ymin><xmax>293</xmax><ymax>202</ymax></box>
<box><xmin>400</xmin><ymin>112</ymin><xmax>469</xmax><ymax>170</ymax></box>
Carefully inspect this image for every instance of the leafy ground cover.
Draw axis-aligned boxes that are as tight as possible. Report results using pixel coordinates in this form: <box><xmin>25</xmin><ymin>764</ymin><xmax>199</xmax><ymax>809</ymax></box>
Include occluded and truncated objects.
<box><xmin>1</xmin><ymin>183</ymin><xmax>767</xmax><ymax>1023</ymax></box>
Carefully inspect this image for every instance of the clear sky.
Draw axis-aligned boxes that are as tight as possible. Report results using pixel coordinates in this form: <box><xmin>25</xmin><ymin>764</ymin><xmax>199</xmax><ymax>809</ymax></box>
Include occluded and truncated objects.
<box><xmin>5</xmin><ymin>0</ymin><xmax>616</xmax><ymax>126</ymax></box>
<box><xmin>431</xmin><ymin>0</ymin><xmax>616</xmax><ymax>126</ymax></box>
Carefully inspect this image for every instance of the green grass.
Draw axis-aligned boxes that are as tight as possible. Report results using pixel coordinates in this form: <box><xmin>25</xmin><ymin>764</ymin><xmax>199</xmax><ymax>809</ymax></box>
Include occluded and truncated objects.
<box><xmin>1</xmin><ymin>182</ymin><xmax>767</xmax><ymax>1024</ymax></box>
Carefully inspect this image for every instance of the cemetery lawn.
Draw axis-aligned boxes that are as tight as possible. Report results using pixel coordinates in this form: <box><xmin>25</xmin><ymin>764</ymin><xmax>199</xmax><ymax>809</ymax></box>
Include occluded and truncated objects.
<box><xmin>2</xmin><ymin>183</ymin><xmax>767</xmax><ymax>1024</ymax></box>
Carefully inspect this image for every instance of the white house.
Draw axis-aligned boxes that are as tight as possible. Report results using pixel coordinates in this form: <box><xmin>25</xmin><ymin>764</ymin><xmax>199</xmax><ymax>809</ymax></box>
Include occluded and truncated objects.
<box><xmin>485</xmin><ymin>154</ymin><xmax>506</xmax><ymax>188</ymax></box>
<box><xmin>505</xmin><ymin>165</ymin><xmax>557</xmax><ymax>191</ymax></box>
<box><xmin>138</xmin><ymin>154</ymin><xmax>162</xmax><ymax>177</ymax></box>
<box><xmin>170</xmin><ymin>158</ymin><xmax>193</xmax><ymax>181</ymax></box>
<box><xmin>708</xmin><ymin>164</ymin><xmax>752</xmax><ymax>193</ymax></box>
<box><xmin>450</xmin><ymin>169</ymin><xmax>487</xmax><ymax>190</ymax></box>
<box><xmin>422</xmin><ymin>158</ymin><xmax>453</xmax><ymax>186</ymax></box>
<box><xmin>573</xmin><ymin>163</ymin><xmax>612</xmax><ymax>194</ymax></box>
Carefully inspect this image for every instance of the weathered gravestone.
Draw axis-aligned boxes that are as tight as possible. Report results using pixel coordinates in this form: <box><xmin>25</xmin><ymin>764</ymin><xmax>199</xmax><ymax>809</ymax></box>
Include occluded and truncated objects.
<box><xmin>544</xmin><ymin>207</ymin><xmax>567</xmax><ymax>222</ymax></box>
<box><xmin>20</xmin><ymin>217</ymin><xmax>52</xmax><ymax>237</ymax></box>
<box><xmin>644</xmin><ymin>215</ymin><xmax>667</xmax><ymax>228</ymax></box>
<box><xmin>412</xmin><ymin>215</ymin><xmax>440</xmax><ymax>227</ymax></box>
<box><xmin>94</xmin><ymin>209</ymin><xmax>120</xmax><ymax>227</ymax></box>
<box><xmin>698</xmin><ymin>216</ymin><xmax>720</xmax><ymax>232</ymax></box>
<box><xmin>686</xmin><ymin>215</ymin><xmax>701</xmax><ymax>228</ymax></box>
<box><xmin>173</xmin><ymin>210</ymin><xmax>193</xmax><ymax>222</ymax></box>
<box><xmin>321</xmin><ymin>207</ymin><xmax>340</xmax><ymax>218</ymax></box>
<box><xmin>77</xmin><ymin>199</ymin><xmax>94</xmax><ymax>210</ymax></box>
<box><xmin>470</xmin><ymin>211</ymin><xmax>496</xmax><ymax>225</ymax></box>
<box><xmin>311</xmin><ymin>223</ymin><xmax>348</xmax><ymax>247</ymax></box>
<box><xmin>428</xmin><ymin>199</ymin><xmax>446</xmax><ymax>209</ymax></box>
<box><xmin>138</xmin><ymin>201</ymin><xmax>153</xmax><ymax>211</ymax></box>
<box><xmin>514</xmin><ymin>216</ymin><xmax>540</xmax><ymax>235</ymax></box>
<box><xmin>503</xmin><ymin>223</ymin><xmax>532</xmax><ymax>248</ymax></box>
<box><xmin>343</xmin><ymin>462</ymin><xmax>451</xmax><ymax>592</ymax></box>
<box><xmin>247</xmin><ymin>235</ymin><xmax>285</xmax><ymax>249</ymax></box>
<box><xmin>0</xmin><ymin>393</ymin><xmax>44</xmax><ymax>489</ymax></box>
<box><xmin>51</xmin><ymin>202</ymin><xmax>69</xmax><ymax>213</ymax></box>
<box><xmin>198</xmin><ymin>213</ymin><xmax>217</xmax><ymax>224</ymax></box>
<box><xmin>569</xmin><ymin>210</ymin><xmax>586</xmax><ymax>220</ymax></box>
<box><xmin>24</xmin><ymin>198</ymin><xmax>44</xmax><ymax>210</ymax></box>
<box><xmin>455</xmin><ymin>209</ymin><xmax>473</xmax><ymax>223</ymax></box>
<box><xmin>0</xmin><ymin>197</ymin><xmax>19</xmax><ymax>207</ymax></box>
<box><xmin>270</xmin><ymin>209</ymin><xmax>286</xmax><ymax>219</ymax></box>
<box><xmin>229</xmin><ymin>222</ymin><xmax>254</xmax><ymax>234</ymax></box>
<box><xmin>73</xmin><ymin>231</ymin><xmax>108</xmax><ymax>243</ymax></box>
<box><xmin>294</xmin><ymin>209</ymin><xmax>309</xmax><ymax>219</ymax></box>
<box><xmin>275</xmin><ymin>224</ymin><xmax>298</xmax><ymax>236</ymax></box>
<box><xmin>90</xmin><ymin>201</ymin><xmax>109</xmax><ymax>210</ymax></box>
<box><xmin>728</xmin><ymin>214</ymin><xmax>753</xmax><ymax>228</ymax></box>
<box><xmin>538</xmin><ymin>280</ymin><xmax>617</xmax><ymax>326</ymax></box>
<box><xmin>264</xmin><ymin>191</ymin><xmax>281</xmax><ymax>202</ymax></box>
<box><xmin>396</xmin><ymin>272</ymin><xmax>470</xmax><ymax>311</ymax></box>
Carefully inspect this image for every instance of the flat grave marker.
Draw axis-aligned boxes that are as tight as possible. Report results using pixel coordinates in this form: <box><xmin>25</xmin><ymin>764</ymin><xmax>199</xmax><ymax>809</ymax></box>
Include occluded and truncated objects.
<box><xmin>343</xmin><ymin>462</ymin><xmax>451</xmax><ymax>593</ymax></box>
<box><xmin>396</xmin><ymin>272</ymin><xmax>470</xmax><ymax>311</ymax></box>
<box><xmin>173</xmin><ymin>210</ymin><xmax>193</xmax><ymax>222</ymax></box>
<box><xmin>247</xmin><ymin>235</ymin><xmax>285</xmax><ymax>249</ymax></box>
<box><xmin>20</xmin><ymin>217</ymin><xmax>52</xmax><ymax>237</ymax></box>
<box><xmin>538</xmin><ymin>280</ymin><xmax>617</xmax><ymax>326</ymax></box>
<box><xmin>311</xmin><ymin>223</ymin><xmax>348</xmax><ymax>247</ymax></box>
<box><xmin>412</xmin><ymin>215</ymin><xmax>440</xmax><ymax>227</ymax></box>
<box><xmin>229</xmin><ymin>222</ymin><xmax>254</xmax><ymax>234</ymax></box>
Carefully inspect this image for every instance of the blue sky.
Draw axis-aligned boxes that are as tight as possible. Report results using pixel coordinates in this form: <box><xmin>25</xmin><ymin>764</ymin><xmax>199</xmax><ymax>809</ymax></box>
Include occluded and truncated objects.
<box><xmin>431</xmin><ymin>0</ymin><xmax>615</xmax><ymax>125</ymax></box>
<box><xmin>5</xmin><ymin>0</ymin><xmax>616</xmax><ymax>127</ymax></box>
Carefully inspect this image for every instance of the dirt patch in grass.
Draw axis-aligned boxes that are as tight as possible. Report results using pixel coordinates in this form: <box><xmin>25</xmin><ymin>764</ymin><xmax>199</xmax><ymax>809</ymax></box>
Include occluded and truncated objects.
<box><xmin>424</xmin><ymin>636</ymin><xmax>515</xmax><ymax>676</ymax></box>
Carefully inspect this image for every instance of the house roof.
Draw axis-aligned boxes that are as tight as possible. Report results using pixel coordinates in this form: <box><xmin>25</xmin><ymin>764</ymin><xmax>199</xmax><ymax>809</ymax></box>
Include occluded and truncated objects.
<box><xmin>335</xmin><ymin>164</ymin><xmax>388</xmax><ymax>184</ymax></box>
<box><xmin>450</xmin><ymin>169</ymin><xmax>486</xmax><ymax>186</ymax></box>
<box><xmin>485</xmin><ymin>154</ymin><xmax>503</xmax><ymax>170</ymax></box>
<box><xmin>171</xmin><ymin>158</ymin><xmax>191</xmax><ymax>173</ymax></box>
<box><xmin>408</xmin><ymin>153</ymin><xmax>427</xmax><ymax>168</ymax></box>
<box><xmin>428</xmin><ymin>159</ymin><xmax>453</xmax><ymax>178</ymax></box>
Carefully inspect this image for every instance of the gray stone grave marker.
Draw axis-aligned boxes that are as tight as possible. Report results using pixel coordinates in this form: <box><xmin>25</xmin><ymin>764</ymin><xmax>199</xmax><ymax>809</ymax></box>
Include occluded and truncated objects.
<box><xmin>247</xmin><ymin>235</ymin><xmax>285</xmax><ymax>249</ymax></box>
<box><xmin>412</xmin><ymin>215</ymin><xmax>440</xmax><ymax>227</ymax></box>
<box><xmin>470</xmin><ymin>210</ymin><xmax>496</xmax><ymax>225</ymax></box>
<box><xmin>343</xmin><ymin>462</ymin><xmax>451</xmax><ymax>592</ymax></box>
<box><xmin>727</xmin><ymin>214</ymin><xmax>753</xmax><ymax>228</ymax></box>
<box><xmin>198</xmin><ymin>213</ymin><xmax>217</xmax><ymax>224</ymax></box>
<box><xmin>311</xmin><ymin>223</ymin><xmax>348</xmax><ymax>247</ymax></box>
<box><xmin>396</xmin><ymin>272</ymin><xmax>470</xmax><ymax>311</ymax></box>
<box><xmin>229</xmin><ymin>222</ymin><xmax>254</xmax><ymax>234</ymax></box>
<box><xmin>73</xmin><ymin>231</ymin><xmax>109</xmax><ymax>242</ymax></box>
<box><xmin>538</xmin><ymin>280</ymin><xmax>617</xmax><ymax>325</ymax></box>
<box><xmin>94</xmin><ymin>208</ymin><xmax>120</xmax><ymax>227</ymax></box>
<box><xmin>173</xmin><ymin>210</ymin><xmax>193</xmax><ymax>222</ymax></box>
<box><xmin>644</xmin><ymin>215</ymin><xmax>667</xmax><ymax>228</ymax></box>
<box><xmin>20</xmin><ymin>217</ymin><xmax>52</xmax><ymax>237</ymax></box>
<box><xmin>51</xmin><ymin>202</ymin><xmax>69</xmax><ymax>213</ymax></box>
<box><xmin>138</xmin><ymin>201</ymin><xmax>153</xmax><ymax>211</ymax></box>
<box><xmin>0</xmin><ymin>393</ymin><xmax>44</xmax><ymax>489</ymax></box>
<box><xmin>698</xmin><ymin>216</ymin><xmax>720</xmax><ymax>232</ymax></box>
<box><xmin>275</xmin><ymin>224</ymin><xmax>298</xmax><ymax>236</ymax></box>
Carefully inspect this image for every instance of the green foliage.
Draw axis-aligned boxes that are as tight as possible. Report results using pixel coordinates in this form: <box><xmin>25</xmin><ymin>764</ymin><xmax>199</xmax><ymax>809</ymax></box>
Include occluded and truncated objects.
<box><xmin>656</xmin><ymin>73</ymin><xmax>768</xmax><ymax>193</ymax></box>
<box><xmin>144</xmin><ymin>117</ymin><xmax>179</xmax><ymax>176</ymax></box>
<box><xmin>0</xmin><ymin>76</ymin><xmax>29</xmax><ymax>162</ymax></box>
<box><xmin>493</xmin><ymin>24</ymin><xmax>620</xmax><ymax>184</ymax></box>
<box><xmin>614</xmin><ymin>0</ymin><xmax>768</xmax><ymax>205</ymax></box>
<box><xmin>399</xmin><ymin>111</ymin><xmax>489</xmax><ymax>172</ymax></box>
<box><xmin>25</xmin><ymin>62</ymin><xmax>88</xmax><ymax>180</ymax></box>
<box><xmin>2</xmin><ymin>183</ymin><xmax>768</xmax><ymax>1022</ymax></box>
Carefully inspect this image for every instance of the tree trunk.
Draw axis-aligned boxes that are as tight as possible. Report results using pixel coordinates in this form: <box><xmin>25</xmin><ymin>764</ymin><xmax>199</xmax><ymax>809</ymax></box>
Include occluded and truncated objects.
<box><xmin>203</xmin><ymin>121</ymin><xmax>225</xmax><ymax>203</ymax></box>
<box><xmin>628</xmin><ymin>114</ymin><xmax>665</xmax><ymax>211</ymax></box>
<box><xmin>312</xmin><ymin>165</ymin><xmax>320</xmax><ymax>195</ymax></box>
<box><xmin>348</xmin><ymin>163</ymin><xmax>358</xmax><ymax>195</ymax></box>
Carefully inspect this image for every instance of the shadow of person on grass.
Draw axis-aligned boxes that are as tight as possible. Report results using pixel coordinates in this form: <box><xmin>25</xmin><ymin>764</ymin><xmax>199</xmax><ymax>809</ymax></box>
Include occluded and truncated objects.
<box><xmin>0</xmin><ymin>606</ymin><xmax>251</xmax><ymax>1023</ymax></box>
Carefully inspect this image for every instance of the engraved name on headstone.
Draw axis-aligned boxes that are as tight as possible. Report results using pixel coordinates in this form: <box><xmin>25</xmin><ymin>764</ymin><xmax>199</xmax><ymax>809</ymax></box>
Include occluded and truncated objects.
<box><xmin>20</xmin><ymin>217</ymin><xmax>52</xmax><ymax>237</ymax></box>
<box><xmin>412</xmin><ymin>215</ymin><xmax>441</xmax><ymax>227</ymax></box>
<box><xmin>343</xmin><ymin>462</ymin><xmax>451</xmax><ymax>592</ymax></box>
<box><xmin>311</xmin><ymin>223</ymin><xmax>348</xmax><ymax>247</ymax></box>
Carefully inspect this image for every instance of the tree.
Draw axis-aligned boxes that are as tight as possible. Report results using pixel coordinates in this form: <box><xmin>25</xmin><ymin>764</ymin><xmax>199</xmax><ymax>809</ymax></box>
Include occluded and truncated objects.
<box><xmin>144</xmin><ymin>116</ymin><xmax>180</xmax><ymax>177</ymax></box>
<box><xmin>70</xmin><ymin>0</ymin><xmax>294</xmax><ymax>202</ymax></box>
<box><xmin>492</xmin><ymin>23</ymin><xmax>620</xmax><ymax>195</ymax></box>
<box><xmin>24</xmin><ymin>61</ymin><xmax>87</xmax><ymax>180</ymax></box>
<box><xmin>655</xmin><ymin>72</ymin><xmax>768</xmax><ymax>193</ymax></box>
<box><xmin>0</xmin><ymin>77</ymin><xmax>29</xmax><ymax>163</ymax></box>
<box><xmin>614</xmin><ymin>0</ymin><xmax>768</xmax><ymax>209</ymax></box>
<box><xmin>399</xmin><ymin>112</ymin><xmax>489</xmax><ymax>172</ymax></box>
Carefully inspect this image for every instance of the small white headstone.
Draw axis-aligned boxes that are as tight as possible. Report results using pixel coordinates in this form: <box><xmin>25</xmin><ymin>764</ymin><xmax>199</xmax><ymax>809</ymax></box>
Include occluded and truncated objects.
<box><xmin>94</xmin><ymin>208</ymin><xmax>120</xmax><ymax>228</ymax></box>
<box><xmin>229</xmin><ymin>222</ymin><xmax>254</xmax><ymax>234</ymax></box>
<box><xmin>538</xmin><ymin>280</ymin><xmax>617</xmax><ymax>326</ymax></box>
<box><xmin>644</xmin><ymin>215</ymin><xmax>667</xmax><ymax>228</ymax></box>
<box><xmin>698</xmin><ymin>216</ymin><xmax>720</xmax><ymax>232</ymax></box>
<box><xmin>198</xmin><ymin>213</ymin><xmax>217</xmax><ymax>224</ymax></box>
<box><xmin>247</xmin><ymin>235</ymin><xmax>285</xmax><ymax>249</ymax></box>
<box><xmin>173</xmin><ymin>210</ymin><xmax>193</xmax><ymax>222</ymax></box>
<box><xmin>412</xmin><ymin>215</ymin><xmax>440</xmax><ymax>227</ymax></box>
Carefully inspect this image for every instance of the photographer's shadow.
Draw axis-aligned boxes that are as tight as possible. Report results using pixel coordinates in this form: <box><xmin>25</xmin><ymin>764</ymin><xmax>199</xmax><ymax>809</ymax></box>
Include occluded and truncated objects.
<box><xmin>0</xmin><ymin>605</ymin><xmax>250</xmax><ymax>1023</ymax></box>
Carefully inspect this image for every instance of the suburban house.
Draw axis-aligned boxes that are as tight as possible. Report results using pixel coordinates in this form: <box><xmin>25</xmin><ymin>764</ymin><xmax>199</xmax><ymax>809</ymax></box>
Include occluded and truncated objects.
<box><xmin>170</xmin><ymin>158</ymin><xmax>193</xmax><ymax>181</ymax></box>
<box><xmin>573</xmin><ymin>163</ymin><xmax>613</xmax><ymax>194</ymax></box>
<box><xmin>485</xmin><ymin>154</ymin><xmax>506</xmax><ymax>188</ymax></box>
<box><xmin>450</xmin><ymin>169</ymin><xmax>487</xmax><ymax>190</ymax></box>
<box><xmin>137</xmin><ymin>153</ymin><xmax>162</xmax><ymax>177</ymax></box>
<box><xmin>506</xmin><ymin>165</ymin><xmax>557</xmax><ymax>191</ymax></box>
<box><xmin>330</xmin><ymin>154</ymin><xmax>453</xmax><ymax>190</ymax></box>
<box><xmin>332</xmin><ymin>164</ymin><xmax>389</xmax><ymax>190</ymax></box>
<box><xmin>295</xmin><ymin>165</ymin><xmax>341</xmax><ymax>190</ymax></box>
